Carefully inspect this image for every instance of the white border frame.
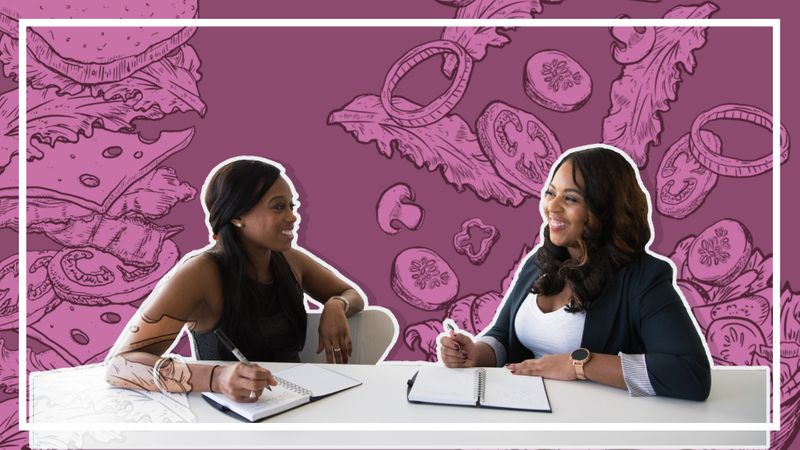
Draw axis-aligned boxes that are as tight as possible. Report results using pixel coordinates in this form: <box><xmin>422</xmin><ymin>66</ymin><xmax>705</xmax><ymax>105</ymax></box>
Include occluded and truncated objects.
<box><xmin>17</xmin><ymin>17</ymin><xmax>780</xmax><ymax>437</ymax></box>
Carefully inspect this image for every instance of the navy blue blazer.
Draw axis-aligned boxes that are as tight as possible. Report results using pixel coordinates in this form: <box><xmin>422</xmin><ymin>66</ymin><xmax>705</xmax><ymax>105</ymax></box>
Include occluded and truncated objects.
<box><xmin>483</xmin><ymin>251</ymin><xmax>711</xmax><ymax>401</ymax></box>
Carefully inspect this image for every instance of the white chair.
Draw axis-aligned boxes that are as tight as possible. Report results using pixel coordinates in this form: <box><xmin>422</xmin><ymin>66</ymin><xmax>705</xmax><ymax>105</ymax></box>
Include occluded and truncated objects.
<box><xmin>299</xmin><ymin>306</ymin><xmax>398</xmax><ymax>364</ymax></box>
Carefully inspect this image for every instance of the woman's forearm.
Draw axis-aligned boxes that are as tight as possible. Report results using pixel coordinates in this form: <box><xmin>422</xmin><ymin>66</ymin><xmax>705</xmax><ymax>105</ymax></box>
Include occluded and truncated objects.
<box><xmin>583</xmin><ymin>353</ymin><xmax>627</xmax><ymax>390</ymax></box>
<box><xmin>474</xmin><ymin>342</ymin><xmax>500</xmax><ymax>367</ymax></box>
<box><xmin>333</xmin><ymin>288</ymin><xmax>364</xmax><ymax>317</ymax></box>
<box><xmin>105</xmin><ymin>352</ymin><xmax>218</xmax><ymax>394</ymax></box>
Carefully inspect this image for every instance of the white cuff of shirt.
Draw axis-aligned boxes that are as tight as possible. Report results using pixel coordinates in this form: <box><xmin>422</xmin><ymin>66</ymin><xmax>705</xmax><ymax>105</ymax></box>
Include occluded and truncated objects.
<box><xmin>477</xmin><ymin>336</ymin><xmax>507</xmax><ymax>367</ymax></box>
<box><xmin>618</xmin><ymin>352</ymin><xmax>656</xmax><ymax>396</ymax></box>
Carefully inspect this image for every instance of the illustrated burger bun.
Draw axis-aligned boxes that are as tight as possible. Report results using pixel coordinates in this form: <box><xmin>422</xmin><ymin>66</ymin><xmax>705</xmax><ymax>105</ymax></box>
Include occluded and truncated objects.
<box><xmin>0</xmin><ymin>0</ymin><xmax>198</xmax><ymax>84</ymax></box>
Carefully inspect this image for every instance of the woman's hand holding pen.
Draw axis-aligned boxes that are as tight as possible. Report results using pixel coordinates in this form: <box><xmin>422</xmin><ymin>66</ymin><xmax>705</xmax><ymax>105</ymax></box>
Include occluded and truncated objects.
<box><xmin>213</xmin><ymin>362</ymin><xmax>278</xmax><ymax>402</ymax></box>
<box><xmin>439</xmin><ymin>330</ymin><xmax>479</xmax><ymax>368</ymax></box>
<box><xmin>317</xmin><ymin>299</ymin><xmax>352</xmax><ymax>364</ymax></box>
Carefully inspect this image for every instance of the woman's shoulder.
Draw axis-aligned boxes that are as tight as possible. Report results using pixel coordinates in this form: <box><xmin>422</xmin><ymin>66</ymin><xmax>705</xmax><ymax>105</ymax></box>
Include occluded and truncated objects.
<box><xmin>627</xmin><ymin>252</ymin><xmax>673</xmax><ymax>273</ymax></box>
<box><xmin>616</xmin><ymin>252</ymin><xmax>675</xmax><ymax>287</ymax></box>
<box><xmin>275</xmin><ymin>248</ymin><xmax>304</xmax><ymax>284</ymax></box>
<box><xmin>170</xmin><ymin>251</ymin><xmax>223</xmax><ymax>289</ymax></box>
<box><xmin>181</xmin><ymin>250</ymin><xmax>219</xmax><ymax>271</ymax></box>
<box><xmin>518</xmin><ymin>249</ymin><xmax>543</xmax><ymax>277</ymax></box>
<box><xmin>139</xmin><ymin>250</ymin><xmax>223</xmax><ymax>322</ymax></box>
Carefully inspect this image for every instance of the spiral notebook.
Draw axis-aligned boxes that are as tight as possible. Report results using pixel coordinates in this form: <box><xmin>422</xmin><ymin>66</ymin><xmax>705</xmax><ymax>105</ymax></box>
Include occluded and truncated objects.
<box><xmin>202</xmin><ymin>364</ymin><xmax>361</xmax><ymax>422</ymax></box>
<box><xmin>406</xmin><ymin>366</ymin><xmax>551</xmax><ymax>412</ymax></box>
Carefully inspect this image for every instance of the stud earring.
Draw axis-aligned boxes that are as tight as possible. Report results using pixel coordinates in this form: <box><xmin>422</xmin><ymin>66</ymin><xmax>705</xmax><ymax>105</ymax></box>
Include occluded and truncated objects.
<box><xmin>233</xmin><ymin>222</ymin><xmax>242</xmax><ymax>228</ymax></box>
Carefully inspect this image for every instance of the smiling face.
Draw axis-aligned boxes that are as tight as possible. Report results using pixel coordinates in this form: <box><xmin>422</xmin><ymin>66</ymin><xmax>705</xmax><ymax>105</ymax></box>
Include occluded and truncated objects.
<box><xmin>542</xmin><ymin>160</ymin><xmax>589</xmax><ymax>260</ymax></box>
<box><xmin>234</xmin><ymin>176</ymin><xmax>298</xmax><ymax>253</ymax></box>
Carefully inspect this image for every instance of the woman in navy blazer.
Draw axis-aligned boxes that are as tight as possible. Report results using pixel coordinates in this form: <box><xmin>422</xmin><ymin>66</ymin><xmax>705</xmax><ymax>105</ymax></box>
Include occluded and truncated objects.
<box><xmin>439</xmin><ymin>146</ymin><xmax>711</xmax><ymax>401</ymax></box>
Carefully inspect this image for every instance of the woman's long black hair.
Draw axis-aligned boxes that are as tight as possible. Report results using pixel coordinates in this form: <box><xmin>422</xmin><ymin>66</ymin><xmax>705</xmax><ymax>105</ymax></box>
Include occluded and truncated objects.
<box><xmin>532</xmin><ymin>147</ymin><xmax>651</xmax><ymax>312</ymax></box>
<box><xmin>203</xmin><ymin>159</ymin><xmax>306</xmax><ymax>360</ymax></box>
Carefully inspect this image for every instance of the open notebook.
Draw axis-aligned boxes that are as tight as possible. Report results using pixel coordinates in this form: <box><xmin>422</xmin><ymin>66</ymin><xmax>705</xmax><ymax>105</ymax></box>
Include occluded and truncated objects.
<box><xmin>407</xmin><ymin>366</ymin><xmax>551</xmax><ymax>412</ymax></box>
<box><xmin>203</xmin><ymin>364</ymin><xmax>361</xmax><ymax>422</ymax></box>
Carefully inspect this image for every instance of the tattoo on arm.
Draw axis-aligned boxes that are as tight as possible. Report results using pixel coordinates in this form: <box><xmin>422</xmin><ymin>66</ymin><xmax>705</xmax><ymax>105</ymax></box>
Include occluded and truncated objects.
<box><xmin>107</xmin><ymin>355</ymin><xmax>193</xmax><ymax>394</ymax></box>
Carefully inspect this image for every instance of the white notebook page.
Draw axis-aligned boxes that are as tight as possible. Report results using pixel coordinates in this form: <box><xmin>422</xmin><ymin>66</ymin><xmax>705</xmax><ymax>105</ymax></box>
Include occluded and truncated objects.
<box><xmin>407</xmin><ymin>366</ymin><xmax>477</xmax><ymax>406</ymax></box>
<box><xmin>203</xmin><ymin>383</ymin><xmax>307</xmax><ymax>421</ymax></box>
<box><xmin>273</xmin><ymin>364</ymin><xmax>360</xmax><ymax>398</ymax></box>
<box><xmin>482</xmin><ymin>370</ymin><xmax>549</xmax><ymax>411</ymax></box>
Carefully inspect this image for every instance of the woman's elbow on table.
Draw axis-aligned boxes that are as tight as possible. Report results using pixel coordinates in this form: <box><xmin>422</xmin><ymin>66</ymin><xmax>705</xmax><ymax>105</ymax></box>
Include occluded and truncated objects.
<box><xmin>104</xmin><ymin>354</ymin><xmax>126</xmax><ymax>387</ymax></box>
<box><xmin>648</xmin><ymin>354</ymin><xmax>711</xmax><ymax>401</ymax></box>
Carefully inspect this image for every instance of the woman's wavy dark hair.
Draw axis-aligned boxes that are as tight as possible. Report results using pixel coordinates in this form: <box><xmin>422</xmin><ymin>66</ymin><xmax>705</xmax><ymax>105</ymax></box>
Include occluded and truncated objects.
<box><xmin>533</xmin><ymin>147</ymin><xmax>651</xmax><ymax>312</ymax></box>
<box><xmin>203</xmin><ymin>159</ymin><xmax>306</xmax><ymax>360</ymax></box>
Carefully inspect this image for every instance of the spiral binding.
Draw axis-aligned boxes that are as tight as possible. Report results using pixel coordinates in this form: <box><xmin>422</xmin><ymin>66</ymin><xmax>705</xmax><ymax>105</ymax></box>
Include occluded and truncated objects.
<box><xmin>475</xmin><ymin>368</ymin><xmax>486</xmax><ymax>405</ymax></box>
<box><xmin>276</xmin><ymin>376</ymin><xmax>313</xmax><ymax>397</ymax></box>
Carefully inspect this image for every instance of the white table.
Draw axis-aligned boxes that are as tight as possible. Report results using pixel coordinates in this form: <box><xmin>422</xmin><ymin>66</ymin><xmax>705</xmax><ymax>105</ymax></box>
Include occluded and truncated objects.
<box><xmin>28</xmin><ymin>362</ymin><xmax>769</xmax><ymax>448</ymax></box>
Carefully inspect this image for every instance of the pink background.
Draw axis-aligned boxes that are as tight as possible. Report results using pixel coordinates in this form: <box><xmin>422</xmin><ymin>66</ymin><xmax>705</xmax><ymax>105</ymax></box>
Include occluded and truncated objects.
<box><xmin>1</xmin><ymin>0</ymin><xmax>798</xmax><ymax>448</ymax></box>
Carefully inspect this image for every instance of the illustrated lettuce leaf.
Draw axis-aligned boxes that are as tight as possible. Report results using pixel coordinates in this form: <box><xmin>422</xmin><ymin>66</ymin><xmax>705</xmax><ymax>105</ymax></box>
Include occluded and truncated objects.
<box><xmin>602</xmin><ymin>2</ymin><xmax>718</xmax><ymax>167</ymax></box>
<box><xmin>0</xmin><ymin>398</ymin><xmax>25</xmax><ymax>450</ymax></box>
<box><xmin>441</xmin><ymin>0</ymin><xmax>544</xmax><ymax>77</ymax></box>
<box><xmin>106</xmin><ymin>166</ymin><xmax>197</xmax><ymax>220</ymax></box>
<box><xmin>404</xmin><ymin>319</ymin><xmax>443</xmax><ymax>362</ymax></box>
<box><xmin>0</xmin><ymin>336</ymin><xmax>72</xmax><ymax>395</ymax></box>
<box><xmin>88</xmin><ymin>45</ymin><xmax>205</xmax><ymax>115</ymax></box>
<box><xmin>0</xmin><ymin>35</ymin><xmax>205</xmax><ymax>116</ymax></box>
<box><xmin>328</xmin><ymin>94</ymin><xmax>527</xmax><ymax>207</ymax></box>
<box><xmin>0</xmin><ymin>34</ymin><xmax>82</xmax><ymax>96</ymax></box>
<box><xmin>8</xmin><ymin>87</ymin><xmax>164</xmax><ymax>148</ymax></box>
<box><xmin>744</xmin><ymin>248</ymin><xmax>772</xmax><ymax>293</ymax></box>
<box><xmin>0</xmin><ymin>89</ymin><xmax>17</xmax><ymax>176</ymax></box>
<box><xmin>783</xmin><ymin>284</ymin><xmax>800</xmax><ymax>344</ymax></box>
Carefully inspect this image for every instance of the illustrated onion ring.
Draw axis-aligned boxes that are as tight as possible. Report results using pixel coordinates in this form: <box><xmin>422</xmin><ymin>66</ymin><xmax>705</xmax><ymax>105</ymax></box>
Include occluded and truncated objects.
<box><xmin>380</xmin><ymin>40</ymin><xmax>473</xmax><ymax>127</ymax></box>
<box><xmin>689</xmin><ymin>104</ymin><xmax>790</xmax><ymax>177</ymax></box>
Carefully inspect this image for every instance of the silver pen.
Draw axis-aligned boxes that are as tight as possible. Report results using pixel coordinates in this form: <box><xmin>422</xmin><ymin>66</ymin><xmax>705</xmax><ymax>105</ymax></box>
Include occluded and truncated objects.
<box><xmin>444</xmin><ymin>322</ymin><xmax>462</xmax><ymax>352</ymax></box>
<box><xmin>214</xmin><ymin>329</ymin><xmax>271</xmax><ymax>390</ymax></box>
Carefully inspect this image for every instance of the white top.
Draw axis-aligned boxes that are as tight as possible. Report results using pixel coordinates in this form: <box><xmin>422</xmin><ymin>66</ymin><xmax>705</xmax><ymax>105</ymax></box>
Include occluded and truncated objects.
<box><xmin>514</xmin><ymin>292</ymin><xmax>586</xmax><ymax>357</ymax></box>
<box><xmin>480</xmin><ymin>291</ymin><xmax>656</xmax><ymax>397</ymax></box>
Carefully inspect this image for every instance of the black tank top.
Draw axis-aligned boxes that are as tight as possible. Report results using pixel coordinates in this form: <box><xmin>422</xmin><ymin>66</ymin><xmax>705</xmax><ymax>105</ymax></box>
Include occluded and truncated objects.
<box><xmin>190</xmin><ymin>252</ymin><xmax>305</xmax><ymax>362</ymax></box>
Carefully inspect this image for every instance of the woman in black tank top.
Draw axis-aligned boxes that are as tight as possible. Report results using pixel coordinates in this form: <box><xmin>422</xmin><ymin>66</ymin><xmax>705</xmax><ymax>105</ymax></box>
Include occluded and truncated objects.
<box><xmin>106</xmin><ymin>156</ymin><xmax>366</xmax><ymax>403</ymax></box>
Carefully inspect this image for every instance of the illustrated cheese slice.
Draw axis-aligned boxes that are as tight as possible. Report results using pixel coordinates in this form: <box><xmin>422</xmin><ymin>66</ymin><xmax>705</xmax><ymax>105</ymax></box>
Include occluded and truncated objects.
<box><xmin>29</xmin><ymin>300</ymin><xmax>139</xmax><ymax>365</ymax></box>
<box><xmin>20</xmin><ymin>127</ymin><xmax>194</xmax><ymax>213</ymax></box>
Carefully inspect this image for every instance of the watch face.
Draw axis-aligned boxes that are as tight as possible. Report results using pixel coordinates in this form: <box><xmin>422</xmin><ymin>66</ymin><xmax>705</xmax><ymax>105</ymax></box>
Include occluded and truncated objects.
<box><xmin>571</xmin><ymin>348</ymin><xmax>589</xmax><ymax>361</ymax></box>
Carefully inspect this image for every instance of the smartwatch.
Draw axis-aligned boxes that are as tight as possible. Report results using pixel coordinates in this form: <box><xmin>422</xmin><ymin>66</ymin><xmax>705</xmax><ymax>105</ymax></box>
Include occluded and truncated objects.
<box><xmin>570</xmin><ymin>348</ymin><xmax>591</xmax><ymax>380</ymax></box>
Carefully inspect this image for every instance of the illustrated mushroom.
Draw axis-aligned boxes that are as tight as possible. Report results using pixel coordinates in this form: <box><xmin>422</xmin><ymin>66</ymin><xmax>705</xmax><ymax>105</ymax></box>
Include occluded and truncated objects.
<box><xmin>376</xmin><ymin>183</ymin><xmax>424</xmax><ymax>235</ymax></box>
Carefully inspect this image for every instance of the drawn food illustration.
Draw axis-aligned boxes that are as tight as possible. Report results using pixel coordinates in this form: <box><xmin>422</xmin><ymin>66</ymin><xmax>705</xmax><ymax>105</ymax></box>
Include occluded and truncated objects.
<box><xmin>439</xmin><ymin>0</ymin><xmax>552</xmax><ymax>77</ymax></box>
<box><xmin>47</xmin><ymin>240</ymin><xmax>179</xmax><ymax>305</ymax></box>
<box><xmin>656</xmin><ymin>130</ymin><xmax>721</xmax><ymax>219</ymax></box>
<box><xmin>28</xmin><ymin>301</ymin><xmax>140</xmax><ymax>366</ymax></box>
<box><xmin>329</xmin><ymin>95</ymin><xmax>527</xmax><ymax>207</ymax></box>
<box><xmin>689</xmin><ymin>103</ymin><xmax>791</xmax><ymax>177</ymax></box>
<box><xmin>692</xmin><ymin>288</ymin><xmax>771</xmax><ymax>332</ymax></box>
<box><xmin>381</xmin><ymin>40</ymin><xmax>472</xmax><ymax>127</ymax></box>
<box><xmin>477</xmin><ymin>101</ymin><xmax>561</xmax><ymax>196</ymax></box>
<box><xmin>391</xmin><ymin>247</ymin><xmax>459</xmax><ymax>310</ymax></box>
<box><xmin>603</xmin><ymin>2</ymin><xmax>718</xmax><ymax>167</ymax></box>
<box><xmin>610</xmin><ymin>16</ymin><xmax>656</xmax><ymax>64</ymax></box>
<box><xmin>524</xmin><ymin>49</ymin><xmax>592</xmax><ymax>112</ymax></box>
<box><xmin>706</xmin><ymin>317</ymin><xmax>767</xmax><ymax>366</ymax></box>
<box><xmin>686</xmin><ymin>219</ymin><xmax>752</xmax><ymax>286</ymax></box>
<box><xmin>403</xmin><ymin>319</ymin><xmax>444</xmax><ymax>362</ymax></box>
<box><xmin>0</xmin><ymin>251</ymin><xmax>60</xmax><ymax>330</ymax></box>
<box><xmin>436</xmin><ymin>0</ymin><xmax>477</xmax><ymax>7</ymax></box>
<box><xmin>23</xmin><ymin>128</ymin><xmax>195</xmax><ymax>213</ymax></box>
<box><xmin>445</xmin><ymin>290</ymin><xmax>502</xmax><ymax>335</ymax></box>
<box><xmin>376</xmin><ymin>183</ymin><xmax>424</xmax><ymax>235</ymax></box>
<box><xmin>453</xmin><ymin>217</ymin><xmax>499</xmax><ymax>265</ymax></box>
<box><xmin>0</xmin><ymin>1</ymin><xmax>199</xmax><ymax>85</ymax></box>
